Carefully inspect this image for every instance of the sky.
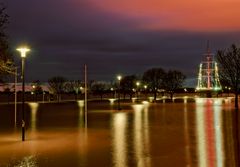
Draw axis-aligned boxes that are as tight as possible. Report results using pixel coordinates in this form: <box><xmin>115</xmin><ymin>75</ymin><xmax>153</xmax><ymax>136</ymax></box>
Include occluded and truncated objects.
<box><xmin>3</xmin><ymin>0</ymin><xmax>240</xmax><ymax>86</ymax></box>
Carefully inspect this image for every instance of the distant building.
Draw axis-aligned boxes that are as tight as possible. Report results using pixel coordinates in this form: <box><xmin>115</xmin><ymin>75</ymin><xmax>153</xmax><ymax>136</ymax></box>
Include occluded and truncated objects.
<box><xmin>0</xmin><ymin>83</ymin><xmax>50</xmax><ymax>92</ymax></box>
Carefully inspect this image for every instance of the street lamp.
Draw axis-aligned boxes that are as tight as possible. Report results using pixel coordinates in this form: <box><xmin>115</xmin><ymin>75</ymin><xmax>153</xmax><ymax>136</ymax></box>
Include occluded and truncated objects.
<box><xmin>117</xmin><ymin>75</ymin><xmax>122</xmax><ymax>110</ymax></box>
<box><xmin>136</xmin><ymin>81</ymin><xmax>140</xmax><ymax>99</ymax></box>
<box><xmin>17</xmin><ymin>46</ymin><xmax>30</xmax><ymax>141</ymax></box>
<box><xmin>144</xmin><ymin>85</ymin><xmax>148</xmax><ymax>98</ymax></box>
<box><xmin>228</xmin><ymin>87</ymin><xmax>231</xmax><ymax>97</ymax></box>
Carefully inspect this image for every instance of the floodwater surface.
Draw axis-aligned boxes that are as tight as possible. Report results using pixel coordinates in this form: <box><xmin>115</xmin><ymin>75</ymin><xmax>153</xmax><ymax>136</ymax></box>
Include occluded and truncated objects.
<box><xmin>0</xmin><ymin>98</ymin><xmax>239</xmax><ymax>167</ymax></box>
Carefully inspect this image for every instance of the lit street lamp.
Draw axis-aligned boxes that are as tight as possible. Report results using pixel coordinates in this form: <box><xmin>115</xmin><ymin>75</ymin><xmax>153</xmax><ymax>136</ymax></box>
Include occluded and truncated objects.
<box><xmin>144</xmin><ymin>85</ymin><xmax>148</xmax><ymax>98</ymax></box>
<box><xmin>17</xmin><ymin>47</ymin><xmax>30</xmax><ymax>141</ymax></box>
<box><xmin>117</xmin><ymin>75</ymin><xmax>122</xmax><ymax>110</ymax></box>
<box><xmin>136</xmin><ymin>81</ymin><xmax>140</xmax><ymax>99</ymax></box>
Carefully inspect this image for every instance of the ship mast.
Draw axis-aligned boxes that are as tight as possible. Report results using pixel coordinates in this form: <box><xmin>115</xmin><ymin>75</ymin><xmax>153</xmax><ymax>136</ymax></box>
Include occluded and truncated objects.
<box><xmin>206</xmin><ymin>41</ymin><xmax>211</xmax><ymax>89</ymax></box>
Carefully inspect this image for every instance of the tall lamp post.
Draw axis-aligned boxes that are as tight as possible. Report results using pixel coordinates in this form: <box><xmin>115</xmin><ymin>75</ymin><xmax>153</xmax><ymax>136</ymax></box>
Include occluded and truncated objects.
<box><xmin>14</xmin><ymin>67</ymin><xmax>18</xmax><ymax>125</ymax></box>
<box><xmin>117</xmin><ymin>75</ymin><xmax>122</xmax><ymax>110</ymax></box>
<box><xmin>17</xmin><ymin>47</ymin><xmax>30</xmax><ymax>141</ymax></box>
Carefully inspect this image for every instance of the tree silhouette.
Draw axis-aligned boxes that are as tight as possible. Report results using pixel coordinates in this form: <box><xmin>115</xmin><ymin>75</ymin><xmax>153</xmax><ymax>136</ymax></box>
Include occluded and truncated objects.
<box><xmin>142</xmin><ymin>68</ymin><xmax>166</xmax><ymax>101</ymax></box>
<box><xmin>64</xmin><ymin>80</ymin><xmax>82</xmax><ymax>100</ymax></box>
<box><xmin>120</xmin><ymin>75</ymin><xmax>137</xmax><ymax>99</ymax></box>
<box><xmin>48</xmin><ymin>76</ymin><xmax>67</xmax><ymax>102</ymax></box>
<box><xmin>0</xmin><ymin>3</ymin><xmax>14</xmax><ymax>82</ymax></box>
<box><xmin>217</xmin><ymin>44</ymin><xmax>240</xmax><ymax>109</ymax></box>
<box><xmin>91</xmin><ymin>82</ymin><xmax>108</xmax><ymax>100</ymax></box>
<box><xmin>164</xmin><ymin>70</ymin><xmax>186</xmax><ymax>100</ymax></box>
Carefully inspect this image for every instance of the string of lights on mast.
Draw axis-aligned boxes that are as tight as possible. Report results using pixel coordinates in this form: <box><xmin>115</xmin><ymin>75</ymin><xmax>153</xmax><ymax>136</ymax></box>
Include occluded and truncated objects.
<box><xmin>196</xmin><ymin>42</ymin><xmax>222</xmax><ymax>91</ymax></box>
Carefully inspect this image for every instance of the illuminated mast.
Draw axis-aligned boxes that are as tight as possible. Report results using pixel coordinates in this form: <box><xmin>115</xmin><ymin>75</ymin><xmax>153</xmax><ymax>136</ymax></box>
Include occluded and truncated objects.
<box><xmin>206</xmin><ymin>41</ymin><xmax>211</xmax><ymax>89</ymax></box>
<box><xmin>196</xmin><ymin>42</ymin><xmax>221</xmax><ymax>91</ymax></box>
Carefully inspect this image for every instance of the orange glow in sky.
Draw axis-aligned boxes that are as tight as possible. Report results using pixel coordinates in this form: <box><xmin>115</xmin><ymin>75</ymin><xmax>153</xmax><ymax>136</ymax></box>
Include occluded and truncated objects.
<box><xmin>89</xmin><ymin>0</ymin><xmax>240</xmax><ymax>31</ymax></box>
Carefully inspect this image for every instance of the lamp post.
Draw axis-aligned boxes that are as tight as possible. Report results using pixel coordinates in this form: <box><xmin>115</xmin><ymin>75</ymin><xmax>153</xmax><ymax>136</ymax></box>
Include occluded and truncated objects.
<box><xmin>144</xmin><ymin>85</ymin><xmax>147</xmax><ymax>99</ymax></box>
<box><xmin>136</xmin><ymin>81</ymin><xmax>140</xmax><ymax>99</ymax></box>
<box><xmin>32</xmin><ymin>85</ymin><xmax>36</xmax><ymax>101</ymax></box>
<box><xmin>110</xmin><ymin>87</ymin><xmax>114</xmax><ymax>98</ymax></box>
<box><xmin>117</xmin><ymin>75</ymin><xmax>122</xmax><ymax>110</ymax></box>
<box><xmin>14</xmin><ymin>67</ymin><xmax>18</xmax><ymax>125</ymax></box>
<box><xmin>17</xmin><ymin>47</ymin><xmax>30</xmax><ymax>141</ymax></box>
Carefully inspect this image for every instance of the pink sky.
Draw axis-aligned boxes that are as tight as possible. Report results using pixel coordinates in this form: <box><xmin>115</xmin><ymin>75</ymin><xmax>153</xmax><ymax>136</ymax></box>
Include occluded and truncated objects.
<box><xmin>89</xmin><ymin>0</ymin><xmax>240</xmax><ymax>31</ymax></box>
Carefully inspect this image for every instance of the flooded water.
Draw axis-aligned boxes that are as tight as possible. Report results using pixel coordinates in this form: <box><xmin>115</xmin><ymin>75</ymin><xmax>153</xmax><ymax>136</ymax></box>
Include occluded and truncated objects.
<box><xmin>0</xmin><ymin>98</ymin><xmax>239</xmax><ymax>167</ymax></box>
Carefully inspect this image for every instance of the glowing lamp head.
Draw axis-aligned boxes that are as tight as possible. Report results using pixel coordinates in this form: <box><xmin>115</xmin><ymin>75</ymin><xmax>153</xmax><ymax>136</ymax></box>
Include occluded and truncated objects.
<box><xmin>117</xmin><ymin>75</ymin><xmax>122</xmax><ymax>81</ymax></box>
<box><xmin>17</xmin><ymin>47</ymin><xmax>30</xmax><ymax>58</ymax></box>
<box><xmin>136</xmin><ymin>82</ymin><xmax>140</xmax><ymax>86</ymax></box>
<box><xmin>144</xmin><ymin>85</ymin><xmax>147</xmax><ymax>89</ymax></box>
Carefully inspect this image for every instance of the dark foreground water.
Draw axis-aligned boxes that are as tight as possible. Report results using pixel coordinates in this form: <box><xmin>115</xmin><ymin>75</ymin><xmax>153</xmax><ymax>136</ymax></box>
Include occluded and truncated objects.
<box><xmin>0</xmin><ymin>98</ymin><xmax>239</xmax><ymax>167</ymax></box>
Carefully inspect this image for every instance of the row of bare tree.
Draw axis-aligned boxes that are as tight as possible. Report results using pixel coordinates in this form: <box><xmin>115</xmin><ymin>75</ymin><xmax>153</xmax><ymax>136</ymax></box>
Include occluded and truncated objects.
<box><xmin>40</xmin><ymin>67</ymin><xmax>186</xmax><ymax>102</ymax></box>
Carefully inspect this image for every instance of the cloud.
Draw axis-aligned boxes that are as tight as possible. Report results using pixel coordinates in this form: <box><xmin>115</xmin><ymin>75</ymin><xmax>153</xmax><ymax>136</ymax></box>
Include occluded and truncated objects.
<box><xmin>89</xmin><ymin>0</ymin><xmax>240</xmax><ymax>31</ymax></box>
<box><xmin>3</xmin><ymin>0</ymin><xmax>240</xmax><ymax>85</ymax></box>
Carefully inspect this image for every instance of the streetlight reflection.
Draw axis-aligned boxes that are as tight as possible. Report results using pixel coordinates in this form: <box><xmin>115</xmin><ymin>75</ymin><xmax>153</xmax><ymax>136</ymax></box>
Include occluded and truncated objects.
<box><xmin>112</xmin><ymin>113</ymin><xmax>128</xmax><ymax>167</ymax></box>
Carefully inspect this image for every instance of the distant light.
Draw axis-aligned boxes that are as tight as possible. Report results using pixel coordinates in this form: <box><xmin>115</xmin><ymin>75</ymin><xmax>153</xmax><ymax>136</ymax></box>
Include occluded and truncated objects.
<box><xmin>148</xmin><ymin>97</ymin><xmax>154</xmax><ymax>102</ymax></box>
<box><xmin>142</xmin><ymin>101</ymin><xmax>149</xmax><ymax>105</ymax></box>
<box><xmin>109</xmin><ymin>98</ymin><xmax>116</xmax><ymax>104</ymax></box>
<box><xmin>77</xmin><ymin>100</ymin><xmax>84</xmax><ymax>107</ymax></box>
<box><xmin>16</xmin><ymin>47</ymin><xmax>30</xmax><ymax>58</ymax></box>
<box><xmin>136</xmin><ymin>82</ymin><xmax>140</xmax><ymax>86</ymax></box>
<box><xmin>214</xmin><ymin>87</ymin><xmax>221</xmax><ymax>91</ymax></box>
<box><xmin>117</xmin><ymin>75</ymin><xmax>122</xmax><ymax>81</ymax></box>
<box><xmin>144</xmin><ymin>85</ymin><xmax>147</xmax><ymax>89</ymax></box>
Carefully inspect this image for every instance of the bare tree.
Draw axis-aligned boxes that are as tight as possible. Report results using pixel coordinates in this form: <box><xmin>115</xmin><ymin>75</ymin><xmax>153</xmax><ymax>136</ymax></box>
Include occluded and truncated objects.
<box><xmin>0</xmin><ymin>3</ymin><xmax>14</xmax><ymax>82</ymax></box>
<box><xmin>216</xmin><ymin>44</ymin><xmax>240</xmax><ymax>109</ymax></box>
<box><xmin>142</xmin><ymin>68</ymin><xmax>166</xmax><ymax>101</ymax></box>
<box><xmin>120</xmin><ymin>75</ymin><xmax>137</xmax><ymax>99</ymax></box>
<box><xmin>164</xmin><ymin>70</ymin><xmax>186</xmax><ymax>100</ymax></box>
<box><xmin>91</xmin><ymin>81</ymin><xmax>108</xmax><ymax>100</ymax></box>
<box><xmin>64</xmin><ymin>80</ymin><xmax>82</xmax><ymax>100</ymax></box>
<box><xmin>48</xmin><ymin>76</ymin><xmax>67</xmax><ymax>102</ymax></box>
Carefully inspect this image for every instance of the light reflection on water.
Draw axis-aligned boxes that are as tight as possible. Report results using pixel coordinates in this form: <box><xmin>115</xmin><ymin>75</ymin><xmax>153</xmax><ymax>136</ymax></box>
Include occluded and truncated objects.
<box><xmin>112</xmin><ymin>112</ymin><xmax>128</xmax><ymax>167</ymax></box>
<box><xmin>133</xmin><ymin>104</ymin><xmax>151</xmax><ymax>167</ymax></box>
<box><xmin>14</xmin><ymin>155</ymin><xmax>37</xmax><ymax>167</ymax></box>
<box><xmin>184</xmin><ymin>100</ymin><xmax>191</xmax><ymax>166</ymax></box>
<box><xmin>214</xmin><ymin>99</ymin><xmax>224</xmax><ymax>167</ymax></box>
<box><xmin>1</xmin><ymin>98</ymin><xmax>239</xmax><ymax>166</ymax></box>
<box><xmin>77</xmin><ymin>100</ymin><xmax>85</xmax><ymax>128</ymax></box>
<box><xmin>195</xmin><ymin>98</ymin><xmax>225</xmax><ymax>167</ymax></box>
<box><xmin>28</xmin><ymin>103</ymin><xmax>39</xmax><ymax>131</ymax></box>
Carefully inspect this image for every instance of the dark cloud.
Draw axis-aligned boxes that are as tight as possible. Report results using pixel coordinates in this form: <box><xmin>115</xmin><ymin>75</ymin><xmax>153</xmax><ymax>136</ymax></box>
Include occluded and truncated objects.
<box><xmin>3</xmin><ymin>0</ymin><xmax>240</xmax><ymax>87</ymax></box>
